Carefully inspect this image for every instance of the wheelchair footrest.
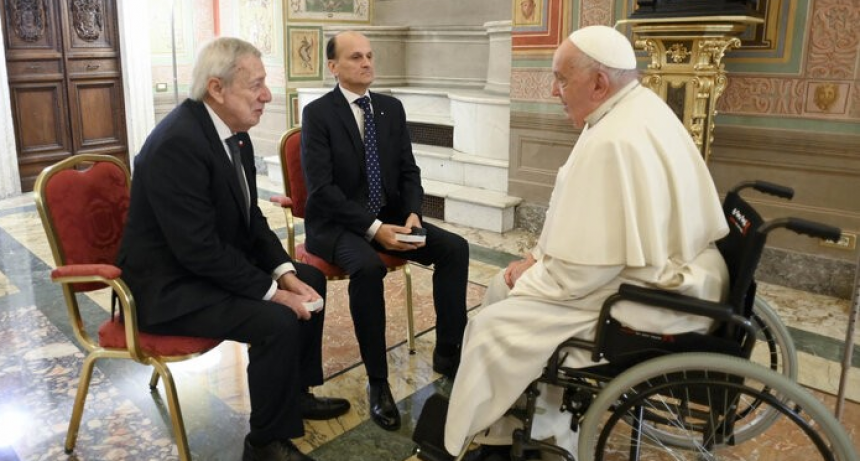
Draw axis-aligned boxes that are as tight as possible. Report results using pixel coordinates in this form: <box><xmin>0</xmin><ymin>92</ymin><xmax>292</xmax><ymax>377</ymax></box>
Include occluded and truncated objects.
<box><xmin>413</xmin><ymin>393</ymin><xmax>454</xmax><ymax>461</ymax></box>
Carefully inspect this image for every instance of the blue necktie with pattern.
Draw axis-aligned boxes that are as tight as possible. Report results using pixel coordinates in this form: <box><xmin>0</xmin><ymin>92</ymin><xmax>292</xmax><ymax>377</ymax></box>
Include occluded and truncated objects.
<box><xmin>355</xmin><ymin>96</ymin><xmax>383</xmax><ymax>216</ymax></box>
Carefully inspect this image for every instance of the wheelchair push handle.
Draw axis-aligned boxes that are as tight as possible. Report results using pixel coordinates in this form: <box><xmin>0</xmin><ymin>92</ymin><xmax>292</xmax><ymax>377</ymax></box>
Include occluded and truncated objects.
<box><xmin>730</xmin><ymin>180</ymin><xmax>794</xmax><ymax>200</ymax></box>
<box><xmin>761</xmin><ymin>217</ymin><xmax>842</xmax><ymax>242</ymax></box>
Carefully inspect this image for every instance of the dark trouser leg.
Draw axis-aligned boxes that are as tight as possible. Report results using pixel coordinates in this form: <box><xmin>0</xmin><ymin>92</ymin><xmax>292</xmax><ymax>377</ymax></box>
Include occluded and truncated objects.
<box><xmin>332</xmin><ymin>232</ymin><xmax>389</xmax><ymax>380</ymax></box>
<box><xmin>140</xmin><ymin>262</ymin><xmax>326</xmax><ymax>444</ymax></box>
<box><xmin>295</xmin><ymin>263</ymin><xmax>327</xmax><ymax>388</ymax></box>
<box><xmin>382</xmin><ymin>221</ymin><xmax>469</xmax><ymax>348</ymax></box>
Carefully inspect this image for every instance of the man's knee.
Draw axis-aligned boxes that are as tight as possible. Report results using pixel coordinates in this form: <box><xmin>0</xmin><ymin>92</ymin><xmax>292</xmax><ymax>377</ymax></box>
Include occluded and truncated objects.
<box><xmin>437</xmin><ymin>230</ymin><xmax>469</xmax><ymax>265</ymax></box>
<box><xmin>351</xmin><ymin>256</ymin><xmax>387</xmax><ymax>280</ymax></box>
<box><xmin>243</xmin><ymin>303</ymin><xmax>301</xmax><ymax>347</ymax></box>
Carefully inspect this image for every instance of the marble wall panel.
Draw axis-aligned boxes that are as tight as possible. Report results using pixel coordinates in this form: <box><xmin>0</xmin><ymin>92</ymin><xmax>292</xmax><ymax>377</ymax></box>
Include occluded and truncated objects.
<box><xmin>373</xmin><ymin>0</ymin><xmax>509</xmax><ymax>27</ymax></box>
<box><xmin>451</xmin><ymin>96</ymin><xmax>510</xmax><ymax>160</ymax></box>
<box><xmin>404</xmin><ymin>28</ymin><xmax>491</xmax><ymax>89</ymax></box>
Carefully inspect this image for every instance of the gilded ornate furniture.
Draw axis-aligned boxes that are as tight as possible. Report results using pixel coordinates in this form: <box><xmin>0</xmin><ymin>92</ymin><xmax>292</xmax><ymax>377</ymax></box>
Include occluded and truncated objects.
<box><xmin>34</xmin><ymin>154</ymin><xmax>221</xmax><ymax>461</ymax></box>
<box><xmin>618</xmin><ymin>15</ymin><xmax>763</xmax><ymax>161</ymax></box>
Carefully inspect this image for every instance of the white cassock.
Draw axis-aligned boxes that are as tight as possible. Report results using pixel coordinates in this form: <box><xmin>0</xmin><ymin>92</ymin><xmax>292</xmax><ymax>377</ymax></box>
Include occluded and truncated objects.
<box><xmin>444</xmin><ymin>82</ymin><xmax>731</xmax><ymax>456</ymax></box>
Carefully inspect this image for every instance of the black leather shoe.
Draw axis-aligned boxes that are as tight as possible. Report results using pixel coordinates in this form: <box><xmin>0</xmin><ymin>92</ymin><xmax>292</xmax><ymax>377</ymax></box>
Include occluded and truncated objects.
<box><xmin>367</xmin><ymin>381</ymin><xmax>401</xmax><ymax>431</ymax></box>
<box><xmin>432</xmin><ymin>347</ymin><xmax>460</xmax><ymax>379</ymax></box>
<box><xmin>298</xmin><ymin>392</ymin><xmax>350</xmax><ymax>420</ymax></box>
<box><xmin>243</xmin><ymin>435</ymin><xmax>315</xmax><ymax>461</ymax></box>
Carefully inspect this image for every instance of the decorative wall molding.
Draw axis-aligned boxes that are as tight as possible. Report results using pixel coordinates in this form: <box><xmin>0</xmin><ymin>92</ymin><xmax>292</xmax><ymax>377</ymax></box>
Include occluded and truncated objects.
<box><xmin>512</xmin><ymin>0</ymin><xmax>568</xmax><ymax>53</ymax></box>
<box><xmin>321</xmin><ymin>25</ymin><xmax>507</xmax><ymax>91</ymax></box>
<box><xmin>580</xmin><ymin>0</ymin><xmax>613</xmax><ymax>28</ymax></box>
<box><xmin>806</xmin><ymin>0</ymin><xmax>859</xmax><ymax>80</ymax></box>
<box><xmin>710</xmin><ymin>125</ymin><xmax>860</xmax><ymax>175</ymax></box>
<box><xmin>721</xmin><ymin>77</ymin><xmax>856</xmax><ymax>119</ymax></box>
<box><xmin>508</xmin><ymin>112</ymin><xmax>576</xmax><ymax>203</ymax></box>
<box><xmin>510</xmin><ymin>68</ymin><xmax>554</xmax><ymax>102</ymax></box>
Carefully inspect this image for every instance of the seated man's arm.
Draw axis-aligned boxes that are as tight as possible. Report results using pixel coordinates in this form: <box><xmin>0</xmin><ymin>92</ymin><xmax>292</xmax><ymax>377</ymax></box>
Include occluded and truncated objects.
<box><xmin>141</xmin><ymin>136</ymin><xmax>279</xmax><ymax>300</ymax></box>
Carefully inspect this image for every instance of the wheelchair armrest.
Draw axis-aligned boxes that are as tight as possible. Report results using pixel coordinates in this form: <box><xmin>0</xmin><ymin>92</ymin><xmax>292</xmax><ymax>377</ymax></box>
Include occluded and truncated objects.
<box><xmin>611</xmin><ymin>284</ymin><xmax>735</xmax><ymax>321</ymax></box>
<box><xmin>592</xmin><ymin>283</ymin><xmax>755</xmax><ymax>362</ymax></box>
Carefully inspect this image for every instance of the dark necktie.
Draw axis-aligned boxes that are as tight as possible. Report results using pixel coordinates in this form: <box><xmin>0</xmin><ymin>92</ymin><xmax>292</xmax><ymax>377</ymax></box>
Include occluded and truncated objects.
<box><xmin>355</xmin><ymin>96</ymin><xmax>383</xmax><ymax>216</ymax></box>
<box><xmin>226</xmin><ymin>134</ymin><xmax>250</xmax><ymax>225</ymax></box>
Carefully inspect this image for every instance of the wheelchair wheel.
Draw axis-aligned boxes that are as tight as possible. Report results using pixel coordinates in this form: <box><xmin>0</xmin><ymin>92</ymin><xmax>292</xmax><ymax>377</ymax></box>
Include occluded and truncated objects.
<box><xmin>750</xmin><ymin>295</ymin><xmax>798</xmax><ymax>380</ymax></box>
<box><xmin>633</xmin><ymin>296</ymin><xmax>799</xmax><ymax>448</ymax></box>
<box><xmin>578</xmin><ymin>353</ymin><xmax>856</xmax><ymax>461</ymax></box>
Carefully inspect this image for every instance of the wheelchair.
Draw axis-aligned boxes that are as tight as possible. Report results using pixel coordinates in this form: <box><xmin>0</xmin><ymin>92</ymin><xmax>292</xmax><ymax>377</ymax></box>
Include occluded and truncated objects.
<box><xmin>414</xmin><ymin>181</ymin><xmax>856</xmax><ymax>461</ymax></box>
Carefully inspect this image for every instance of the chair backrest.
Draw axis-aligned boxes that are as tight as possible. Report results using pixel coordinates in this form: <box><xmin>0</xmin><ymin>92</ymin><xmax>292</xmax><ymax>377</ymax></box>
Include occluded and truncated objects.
<box><xmin>278</xmin><ymin>126</ymin><xmax>308</xmax><ymax>219</ymax></box>
<box><xmin>716</xmin><ymin>188</ymin><xmax>770</xmax><ymax>320</ymax></box>
<box><xmin>593</xmin><ymin>183</ymin><xmax>775</xmax><ymax>369</ymax></box>
<box><xmin>34</xmin><ymin>154</ymin><xmax>131</xmax><ymax>292</ymax></box>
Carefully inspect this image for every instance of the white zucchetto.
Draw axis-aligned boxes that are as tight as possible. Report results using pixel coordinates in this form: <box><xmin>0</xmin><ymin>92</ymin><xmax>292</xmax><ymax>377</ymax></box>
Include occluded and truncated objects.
<box><xmin>568</xmin><ymin>25</ymin><xmax>637</xmax><ymax>70</ymax></box>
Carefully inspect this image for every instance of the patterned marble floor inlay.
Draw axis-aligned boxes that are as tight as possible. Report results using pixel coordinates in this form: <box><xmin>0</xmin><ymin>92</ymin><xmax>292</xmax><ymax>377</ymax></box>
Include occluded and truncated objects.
<box><xmin>0</xmin><ymin>270</ymin><xmax>17</xmax><ymax>297</ymax></box>
<box><xmin>0</xmin><ymin>305</ymin><xmax>178</xmax><ymax>461</ymax></box>
<box><xmin>0</xmin><ymin>184</ymin><xmax>857</xmax><ymax>460</ymax></box>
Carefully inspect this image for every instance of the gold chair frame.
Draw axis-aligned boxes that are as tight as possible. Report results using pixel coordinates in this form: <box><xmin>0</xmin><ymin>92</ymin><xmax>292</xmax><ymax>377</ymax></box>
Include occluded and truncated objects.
<box><xmin>34</xmin><ymin>154</ymin><xmax>217</xmax><ymax>461</ymax></box>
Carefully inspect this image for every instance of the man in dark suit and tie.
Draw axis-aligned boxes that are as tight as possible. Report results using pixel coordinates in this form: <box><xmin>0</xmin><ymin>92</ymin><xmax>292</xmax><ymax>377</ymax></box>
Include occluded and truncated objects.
<box><xmin>117</xmin><ymin>37</ymin><xmax>348</xmax><ymax>461</ymax></box>
<box><xmin>300</xmin><ymin>31</ymin><xmax>470</xmax><ymax>431</ymax></box>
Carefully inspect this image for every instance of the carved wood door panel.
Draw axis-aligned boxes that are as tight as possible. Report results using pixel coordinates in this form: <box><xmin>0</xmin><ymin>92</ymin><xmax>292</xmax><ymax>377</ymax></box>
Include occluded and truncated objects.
<box><xmin>2</xmin><ymin>0</ymin><xmax>127</xmax><ymax>191</ymax></box>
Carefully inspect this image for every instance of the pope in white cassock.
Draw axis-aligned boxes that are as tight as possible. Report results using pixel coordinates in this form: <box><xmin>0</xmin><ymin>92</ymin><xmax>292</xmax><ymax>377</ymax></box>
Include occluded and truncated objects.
<box><xmin>443</xmin><ymin>25</ymin><xmax>731</xmax><ymax>457</ymax></box>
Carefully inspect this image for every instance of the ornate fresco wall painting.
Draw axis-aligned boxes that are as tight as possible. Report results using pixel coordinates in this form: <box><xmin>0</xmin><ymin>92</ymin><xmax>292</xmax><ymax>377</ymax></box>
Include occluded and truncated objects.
<box><xmin>513</xmin><ymin>0</ymin><xmax>543</xmax><ymax>27</ymax></box>
<box><xmin>286</xmin><ymin>25</ymin><xmax>322</xmax><ymax>81</ymax></box>
<box><xmin>718</xmin><ymin>0</ymin><xmax>859</xmax><ymax>121</ymax></box>
<box><xmin>287</xmin><ymin>91</ymin><xmax>300</xmax><ymax>128</ymax></box>
<box><xmin>806</xmin><ymin>81</ymin><xmax>849</xmax><ymax>114</ymax></box>
<box><xmin>512</xmin><ymin>0</ymin><xmax>568</xmax><ymax>53</ymax></box>
<box><xmin>510</xmin><ymin>0</ymin><xmax>569</xmax><ymax>105</ymax></box>
<box><xmin>239</xmin><ymin>0</ymin><xmax>276</xmax><ymax>57</ymax></box>
<box><xmin>286</xmin><ymin>0</ymin><xmax>370</xmax><ymax>23</ymax></box>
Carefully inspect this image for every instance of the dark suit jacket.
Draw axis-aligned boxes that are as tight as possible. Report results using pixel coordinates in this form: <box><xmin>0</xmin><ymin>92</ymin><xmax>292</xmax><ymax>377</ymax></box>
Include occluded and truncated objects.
<box><xmin>117</xmin><ymin>99</ymin><xmax>290</xmax><ymax>326</ymax></box>
<box><xmin>301</xmin><ymin>86</ymin><xmax>423</xmax><ymax>261</ymax></box>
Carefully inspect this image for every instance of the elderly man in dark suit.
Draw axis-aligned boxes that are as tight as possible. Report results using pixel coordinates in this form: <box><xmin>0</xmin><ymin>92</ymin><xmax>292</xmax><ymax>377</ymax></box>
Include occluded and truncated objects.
<box><xmin>300</xmin><ymin>31</ymin><xmax>470</xmax><ymax>431</ymax></box>
<box><xmin>117</xmin><ymin>37</ymin><xmax>348</xmax><ymax>461</ymax></box>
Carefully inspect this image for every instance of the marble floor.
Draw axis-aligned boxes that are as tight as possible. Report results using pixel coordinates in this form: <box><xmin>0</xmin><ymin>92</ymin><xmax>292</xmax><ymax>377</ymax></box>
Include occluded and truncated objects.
<box><xmin>0</xmin><ymin>175</ymin><xmax>857</xmax><ymax>461</ymax></box>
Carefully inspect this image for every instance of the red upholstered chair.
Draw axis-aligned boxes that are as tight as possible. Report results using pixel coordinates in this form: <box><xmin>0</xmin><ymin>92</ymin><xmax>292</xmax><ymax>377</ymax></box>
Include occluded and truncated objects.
<box><xmin>271</xmin><ymin>126</ymin><xmax>416</xmax><ymax>353</ymax></box>
<box><xmin>33</xmin><ymin>154</ymin><xmax>220</xmax><ymax>461</ymax></box>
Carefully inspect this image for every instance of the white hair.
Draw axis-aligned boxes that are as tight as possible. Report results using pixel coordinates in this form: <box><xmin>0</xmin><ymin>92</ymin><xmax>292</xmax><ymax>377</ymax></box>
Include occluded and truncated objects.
<box><xmin>189</xmin><ymin>37</ymin><xmax>261</xmax><ymax>101</ymax></box>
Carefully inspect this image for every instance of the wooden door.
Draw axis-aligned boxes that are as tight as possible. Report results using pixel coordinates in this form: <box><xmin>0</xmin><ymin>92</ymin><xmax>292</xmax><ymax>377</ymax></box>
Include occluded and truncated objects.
<box><xmin>2</xmin><ymin>0</ymin><xmax>127</xmax><ymax>191</ymax></box>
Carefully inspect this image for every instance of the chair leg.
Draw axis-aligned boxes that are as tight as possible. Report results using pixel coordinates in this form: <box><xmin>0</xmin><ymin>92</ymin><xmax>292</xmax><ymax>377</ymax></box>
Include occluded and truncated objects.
<box><xmin>151</xmin><ymin>361</ymin><xmax>192</xmax><ymax>461</ymax></box>
<box><xmin>65</xmin><ymin>353</ymin><xmax>98</xmax><ymax>454</ymax></box>
<box><xmin>403</xmin><ymin>263</ymin><xmax>416</xmax><ymax>354</ymax></box>
<box><xmin>149</xmin><ymin>368</ymin><xmax>160</xmax><ymax>389</ymax></box>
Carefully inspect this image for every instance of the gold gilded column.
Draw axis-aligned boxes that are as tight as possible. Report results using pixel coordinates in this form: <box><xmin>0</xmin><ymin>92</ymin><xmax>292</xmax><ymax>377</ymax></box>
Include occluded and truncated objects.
<box><xmin>617</xmin><ymin>16</ymin><xmax>763</xmax><ymax>161</ymax></box>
